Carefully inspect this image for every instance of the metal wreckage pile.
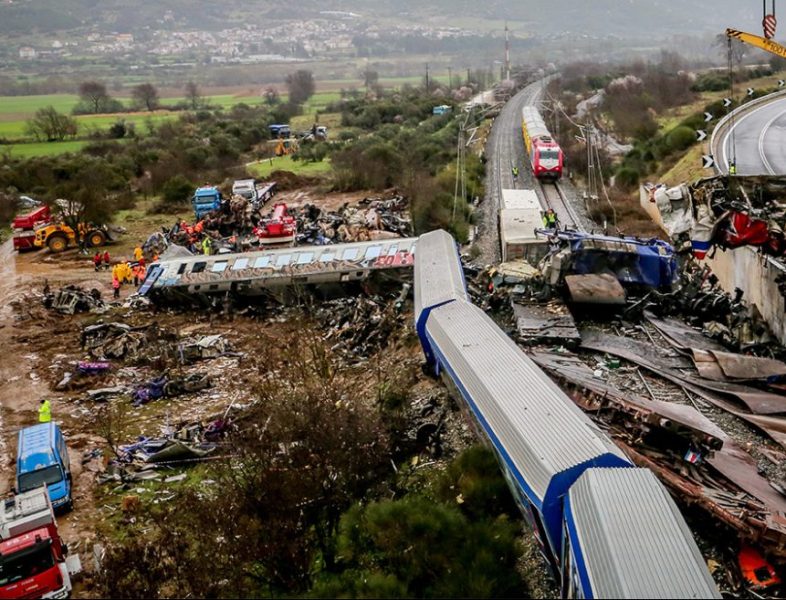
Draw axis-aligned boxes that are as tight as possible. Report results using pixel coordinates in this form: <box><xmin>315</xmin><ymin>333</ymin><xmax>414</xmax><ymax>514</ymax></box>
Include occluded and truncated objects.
<box><xmin>644</xmin><ymin>174</ymin><xmax>786</xmax><ymax>260</ymax></box>
<box><xmin>469</xmin><ymin>218</ymin><xmax>786</xmax><ymax>592</ymax></box>
<box><xmin>142</xmin><ymin>193</ymin><xmax>412</xmax><ymax>257</ymax></box>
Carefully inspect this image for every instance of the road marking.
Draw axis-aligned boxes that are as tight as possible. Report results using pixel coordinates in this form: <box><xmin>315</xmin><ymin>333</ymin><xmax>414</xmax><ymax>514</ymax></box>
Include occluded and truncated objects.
<box><xmin>757</xmin><ymin>107</ymin><xmax>786</xmax><ymax>175</ymax></box>
<box><xmin>720</xmin><ymin>99</ymin><xmax>786</xmax><ymax>171</ymax></box>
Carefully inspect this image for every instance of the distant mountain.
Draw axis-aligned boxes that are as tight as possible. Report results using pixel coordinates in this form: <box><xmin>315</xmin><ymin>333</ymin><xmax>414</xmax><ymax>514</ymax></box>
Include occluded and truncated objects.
<box><xmin>0</xmin><ymin>0</ymin><xmax>769</xmax><ymax>37</ymax></box>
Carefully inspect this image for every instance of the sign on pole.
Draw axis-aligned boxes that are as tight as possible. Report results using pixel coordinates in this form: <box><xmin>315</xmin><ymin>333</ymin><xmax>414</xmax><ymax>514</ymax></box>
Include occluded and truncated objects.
<box><xmin>702</xmin><ymin>154</ymin><xmax>715</xmax><ymax>169</ymax></box>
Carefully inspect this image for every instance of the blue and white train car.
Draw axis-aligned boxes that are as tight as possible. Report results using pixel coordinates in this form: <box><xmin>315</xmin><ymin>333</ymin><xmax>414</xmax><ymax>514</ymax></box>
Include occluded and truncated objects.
<box><xmin>564</xmin><ymin>468</ymin><xmax>719</xmax><ymax>599</ymax></box>
<box><xmin>413</xmin><ymin>229</ymin><xmax>720</xmax><ymax>599</ymax></box>
<box><xmin>423</xmin><ymin>298</ymin><xmax>630</xmax><ymax>565</ymax></box>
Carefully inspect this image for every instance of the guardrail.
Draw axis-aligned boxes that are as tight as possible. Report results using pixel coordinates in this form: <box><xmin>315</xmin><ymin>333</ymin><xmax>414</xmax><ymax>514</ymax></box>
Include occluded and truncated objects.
<box><xmin>709</xmin><ymin>88</ymin><xmax>786</xmax><ymax>174</ymax></box>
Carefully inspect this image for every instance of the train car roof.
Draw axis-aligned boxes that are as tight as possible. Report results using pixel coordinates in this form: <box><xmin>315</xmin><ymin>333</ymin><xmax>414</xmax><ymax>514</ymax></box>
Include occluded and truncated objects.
<box><xmin>500</xmin><ymin>189</ymin><xmax>541</xmax><ymax>210</ymax></box>
<box><xmin>424</xmin><ymin>300</ymin><xmax>629</xmax><ymax>505</ymax></box>
<box><xmin>567</xmin><ymin>468</ymin><xmax>720</xmax><ymax>599</ymax></box>
<box><xmin>500</xmin><ymin>208</ymin><xmax>544</xmax><ymax>246</ymax></box>
<box><xmin>413</xmin><ymin>230</ymin><xmax>468</xmax><ymax>328</ymax></box>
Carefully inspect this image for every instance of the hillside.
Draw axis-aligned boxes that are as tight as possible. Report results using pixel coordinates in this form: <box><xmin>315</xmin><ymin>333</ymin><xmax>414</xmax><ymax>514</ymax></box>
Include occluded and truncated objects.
<box><xmin>0</xmin><ymin>0</ymin><xmax>767</xmax><ymax>37</ymax></box>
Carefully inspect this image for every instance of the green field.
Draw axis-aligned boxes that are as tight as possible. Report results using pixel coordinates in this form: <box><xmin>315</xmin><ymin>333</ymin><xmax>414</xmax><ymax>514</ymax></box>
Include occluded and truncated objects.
<box><xmin>247</xmin><ymin>156</ymin><xmax>332</xmax><ymax>178</ymax></box>
<box><xmin>0</xmin><ymin>89</ymin><xmax>357</xmax><ymax>157</ymax></box>
<box><xmin>3</xmin><ymin>140</ymin><xmax>89</xmax><ymax>158</ymax></box>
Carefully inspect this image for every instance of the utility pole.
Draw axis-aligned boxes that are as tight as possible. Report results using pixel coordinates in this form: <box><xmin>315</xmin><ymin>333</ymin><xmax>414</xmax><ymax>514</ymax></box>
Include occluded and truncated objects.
<box><xmin>504</xmin><ymin>21</ymin><xmax>511</xmax><ymax>81</ymax></box>
<box><xmin>467</xmin><ymin>68</ymin><xmax>471</xmax><ymax>86</ymax></box>
<box><xmin>425</xmin><ymin>63</ymin><xmax>430</xmax><ymax>93</ymax></box>
<box><xmin>448</xmin><ymin>67</ymin><xmax>452</xmax><ymax>91</ymax></box>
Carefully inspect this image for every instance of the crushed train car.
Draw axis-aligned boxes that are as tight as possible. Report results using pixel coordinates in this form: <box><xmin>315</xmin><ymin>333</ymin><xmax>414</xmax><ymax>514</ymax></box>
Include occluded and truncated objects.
<box><xmin>139</xmin><ymin>237</ymin><xmax>417</xmax><ymax>301</ymax></box>
<box><xmin>642</xmin><ymin>175</ymin><xmax>786</xmax><ymax>259</ymax></box>
<box><xmin>537</xmin><ymin>229</ymin><xmax>678</xmax><ymax>303</ymax></box>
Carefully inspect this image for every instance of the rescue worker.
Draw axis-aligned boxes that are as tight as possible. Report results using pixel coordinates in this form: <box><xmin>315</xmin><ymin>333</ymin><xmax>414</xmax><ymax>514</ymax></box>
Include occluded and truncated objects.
<box><xmin>103</xmin><ymin>250</ymin><xmax>111</xmax><ymax>270</ymax></box>
<box><xmin>133</xmin><ymin>245</ymin><xmax>143</xmax><ymax>262</ymax></box>
<box><xmin>38</xmin><ymin>398</ymin><xmax>51</xmax><ymax>423</ymax></box>
<box><xmin>93</xmin><ymin>252</ymin><xmax>102</xmax><ymax>271</ymax></box>
<box><xmin>132</xmin><ymin>264</ymin><xmax>140</xmax><ymax>287</ymax></box>
<box><xmin>729</xmin><ymin>162</ymin><xmax>737</xmax><ymax>175</ymax></box>
<box><xmin>543</xmin><ymin>208</ymin><xmax>558</xmax><ymax>229</ymax></box>
<box><xmin>202</xmin><ymin>236</ymin><xmax>212</xmax><ymax>256</ymax></box>
<box><xmin>137</xmin><ymin>264</ymin><xmax>147</xmax><ymax>287</ymax></box>
<box><xmin>512</xmin><ymin>166</ymin><xmax>519</xmax><ymax>179</ymax></box>
<box><xmin>112</xmin><ymin>276</ymin><xmax>121</xmax><ymax>299</ymax></box>
<box><xmin>122</xmin><ymin>261</ymin><xmax>133</xmax><ymax>284</ymax></box>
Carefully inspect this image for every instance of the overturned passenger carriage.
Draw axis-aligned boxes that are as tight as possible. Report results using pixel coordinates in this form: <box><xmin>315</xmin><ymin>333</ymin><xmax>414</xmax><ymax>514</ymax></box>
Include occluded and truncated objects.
<box><xmin>139</xmin><ymin>237</ymin><xmax>418</xmax><ymax>302</ymax></box>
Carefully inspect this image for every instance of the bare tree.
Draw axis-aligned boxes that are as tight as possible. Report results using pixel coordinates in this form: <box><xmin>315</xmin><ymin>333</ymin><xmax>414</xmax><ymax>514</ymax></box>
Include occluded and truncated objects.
<box><xmin>78</xmin><ymin>80</ymin><xmax>110</xmax><ymax>114</ymax></box>
<box><xmin>24</xmin><ymin>106</ymin><xmax>78</xmax><ymax>141</ymax></box>
<box><xmin>285</xmin><ymin>69</ymin><xmax>315</xmax><ymax>105</ymax></box>
<box><xmin>131</xmin><ymin>83</ymin><xmax>160</xmax><ymax>111</ymax></box>
<box><xmin>184</xmin><ymin>80</ymin><xmax>202</xmax><ymax>110</ymax></box>
<box><xmin>263</xmin><ymin>86</ymin><xmax>280</xmax><ymax>106</ymax></box>
<box><xmin>362</xmin><ymin>68</ymin><xmax>379</xmax><ymax>90</ymax></box>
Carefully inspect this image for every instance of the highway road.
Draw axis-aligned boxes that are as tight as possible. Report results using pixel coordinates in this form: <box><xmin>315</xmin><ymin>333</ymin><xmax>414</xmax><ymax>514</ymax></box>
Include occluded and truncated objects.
<box><xmin>717</xmin><ymin>94</ymin><xmax>786</xmax><ymax>175</ymax></box>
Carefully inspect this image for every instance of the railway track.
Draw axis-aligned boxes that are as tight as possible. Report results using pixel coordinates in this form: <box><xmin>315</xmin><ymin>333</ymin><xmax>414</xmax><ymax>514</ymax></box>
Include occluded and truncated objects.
<box><xmin>539</xmin><ymin>179</ymin><xmax>581</xmax><ymax>229</ymax></box>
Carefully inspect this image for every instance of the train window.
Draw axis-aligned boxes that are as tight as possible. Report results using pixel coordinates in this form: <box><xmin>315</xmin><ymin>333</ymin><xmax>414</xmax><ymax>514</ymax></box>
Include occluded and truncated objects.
<box><xmin>342</xmin><ymin>248</ymin><xmax>359</xmax><ymax>260</ymax></box>
<box><xmin>191</xmin><ymin>262</ymin><xmax>207</xmax><ymax>273</ymax></box>
<box><xmin>319</xmin><ymin>252</ymin><xmax>335</xmax><ymax>262</ymax></box>
<box><xmin>364</xmin><ymin>245</ymin><xmax>382</xmax><ymax>259</ymax></box>
<box><xmin>296</xmin><ymin>252</ymin><xmax>314</xmax><ymax>264</ymax></box>
<box><xmin>232</xmin><ymin>258</ymin><xmax>249</xmax><ymax>270</ymax></box>
<box><xmin>211</xmin><ymin>261</ymin><xmax>228</xmax><ymax>273</ymax></box>
<box><xmin>275</xmin><ymin>254</ymin><xmax>291</xmax><ymax>267</ymax></box>
<box><xmin>387</xmin><ymin>244</ymin><xmax>398</xmax><ymax>256</ymax></box>
<box><xmin>540</xmin><ymin>149</ymin><xmax>560</xmax><ymax>160</ymax></box>
<box><xmin>253</xmin><ymin>256</ymin><xmax>270</xmax><ymax>268</ymax></box>
<box><xmin>177</xmin><ymin>263</ymin><xmax>187</xmax><ymax>275</ymax></box>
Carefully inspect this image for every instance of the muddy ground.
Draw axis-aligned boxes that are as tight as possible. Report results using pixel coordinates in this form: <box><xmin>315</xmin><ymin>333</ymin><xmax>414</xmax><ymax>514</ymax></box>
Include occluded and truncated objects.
<box><xmin>0</xmin><ymin>190</ymin><xmax>500</xmax><ymax>598</ymax></box>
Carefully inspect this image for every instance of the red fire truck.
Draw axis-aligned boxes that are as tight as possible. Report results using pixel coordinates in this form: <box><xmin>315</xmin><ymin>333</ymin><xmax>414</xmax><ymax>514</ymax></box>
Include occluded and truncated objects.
<box><xmin>0</xmin><ymin>486</ymin><xmax>79</xmax><ymax>599</ymax></box>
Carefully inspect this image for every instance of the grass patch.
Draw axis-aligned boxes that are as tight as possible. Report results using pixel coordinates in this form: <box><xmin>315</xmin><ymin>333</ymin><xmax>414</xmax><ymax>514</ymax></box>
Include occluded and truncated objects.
<box><xmin>290</xmin><ymin>112</ymin><xmax>343</xmax><ymax>137</ymax></box>
<box><xmin>3</xmin><ymin>140</ymin><xmax>88</xmax><ymax>157</ymax></box>
<box><xmin>660</xmin><ymin>145</ymin><xmax>705</xmax><ymax>186</ymax></box>
<box><xmin>247</xmin><ymin>155</ymin><xmax>332</xmax><ymax>178</ymax></box>
<box><xmin>111</xmin><ymin>197</ymin><xmax>192</xmax><ymax>257</ymax></box>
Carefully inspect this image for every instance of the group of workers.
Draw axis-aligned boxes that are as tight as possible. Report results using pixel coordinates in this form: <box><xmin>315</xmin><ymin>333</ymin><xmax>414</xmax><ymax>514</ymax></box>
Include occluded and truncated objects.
<box><xmin>104</xmin><ymin>245</ymin><xmax>154</xmax><ymax>299</ymax></box>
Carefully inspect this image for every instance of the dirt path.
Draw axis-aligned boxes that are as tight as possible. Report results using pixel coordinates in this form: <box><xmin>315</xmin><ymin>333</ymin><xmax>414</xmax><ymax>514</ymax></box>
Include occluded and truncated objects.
<box><xmin>0</xmin><ymin>242</ymin><xmax>131</xmax><ymax>594</ymax></box>
<box><xmin>0</xmin><ymin>240</ymin><xmax>48</xmax><ymax>491</ymax></box>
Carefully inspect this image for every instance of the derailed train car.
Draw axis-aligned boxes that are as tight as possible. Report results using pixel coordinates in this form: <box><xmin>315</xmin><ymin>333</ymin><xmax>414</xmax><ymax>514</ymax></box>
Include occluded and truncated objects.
<box><xmin>414</xmin><ymin>229</ymin><xmax>719</xmax><ymax>599</ymax></box>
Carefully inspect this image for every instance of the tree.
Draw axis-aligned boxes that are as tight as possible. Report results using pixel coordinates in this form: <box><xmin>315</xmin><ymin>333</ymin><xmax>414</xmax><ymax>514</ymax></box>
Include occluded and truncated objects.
<box><xmin>263</xmin><ymin>86</ymin><xmax>280</xmax><ymax>106</ymax></box>
<box><xmin>362</xmin><ymin>68</ymin><xmax>379</xmax><ymax>90</ymax></box>
<box><xmin>313</xmin><ymin>496</ymin><xmax>526</xmax><ymax>598</ymax></box>
<box><xmin>285</xmin><ymin>69</ymin><xmax>316</xmax><ymax>105</ymax></box>
<box><xmin>24</xmin><ymin>106</ymin><xmax>78</xmax><ymax>141</ymax></box>
<box><xmin>78</xmin><ymin>80</ymin><xmax>110</xmax><ymax>114</ymax></box>
<box><xmin>184</xmin><ymin>80</ymin><xmax>202</xmax><ymax>110</ymax></box>
<box><xmin>160</xmin><ymin>174</ymin><xmax>193</xmax><ymax>207</ymax></box>
<box><xmin>131</xmin><ymin>83</ymin><xmax>160</xmax><ymax>111</ymax></box>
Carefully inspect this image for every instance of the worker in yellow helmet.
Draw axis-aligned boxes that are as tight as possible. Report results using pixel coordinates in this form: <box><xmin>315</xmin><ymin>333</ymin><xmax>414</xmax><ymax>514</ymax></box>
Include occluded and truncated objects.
<box><xmin>38</xmin><ymin>398</ymin><xmax>52</xmax><ymax>423</ymax></box>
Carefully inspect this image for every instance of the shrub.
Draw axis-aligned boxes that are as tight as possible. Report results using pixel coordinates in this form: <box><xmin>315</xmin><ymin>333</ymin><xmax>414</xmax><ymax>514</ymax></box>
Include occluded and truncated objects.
<box><xmin>666</xmin><ymin>125</ymin><xmax>696</xmax><ymax>152</ymax></box>
<box><xmin>160</xmin><ymin>174</ymin><xmax>192</xmax><ymax>207</ymax></box>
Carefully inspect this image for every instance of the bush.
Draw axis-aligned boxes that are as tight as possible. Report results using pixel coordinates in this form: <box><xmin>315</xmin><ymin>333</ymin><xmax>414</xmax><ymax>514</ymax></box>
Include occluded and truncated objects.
<box><xmin>666</xmin><ymin>126</ymin><xmax>695</xmax><ymax>152</ymax></box>
<box><xmin>159</xmin><ymin>174</ymin><xmax>192</xmax><ymax>208</ymax></box>
<box><xmin>108</xmin><ymin>120</ymin><xmax>127</xmax><ymax>139</ymax></box>
<box><xmin>615</xmin><ymin>166</ymin><xmax>641</xmax><ymax>190</ymax></box>
<box><xmin>313</xmin><ymin>496</ymin><xmax>526</xmax><ymax>598</ymax></box>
